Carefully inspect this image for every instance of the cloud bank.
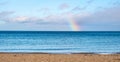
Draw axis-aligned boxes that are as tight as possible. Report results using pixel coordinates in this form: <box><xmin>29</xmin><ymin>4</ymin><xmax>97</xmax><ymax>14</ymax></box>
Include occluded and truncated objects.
<box><xmin>0</xmin><ymin>6</ymin><xmax>120</xmax><ymax>31</ymax></box>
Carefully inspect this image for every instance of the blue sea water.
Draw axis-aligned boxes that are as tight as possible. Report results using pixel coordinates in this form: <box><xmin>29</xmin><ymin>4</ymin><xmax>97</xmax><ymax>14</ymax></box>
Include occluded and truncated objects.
<box><xmin>0</xmin><ymin>31</ymin><xmax>120</xmax><ymax>54</ymax></box>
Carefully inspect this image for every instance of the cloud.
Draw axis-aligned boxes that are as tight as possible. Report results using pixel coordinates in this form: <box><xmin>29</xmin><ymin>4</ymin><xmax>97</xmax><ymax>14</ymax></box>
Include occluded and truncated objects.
<box><xmin>75</xmin><ymin>7</ymin><xmax>120</xmax><ymax>31</ymax></box>
<box><xmin>0</xmin><ymin>10</ymin><xmax>93</xmax><ymax>26</ymax></box>
<box><xmin>9</xmin><ymin>16</ymin><xmax>43</xmax><ymax>23</ymax></box>
<box><xmin>0</xmin><ymin>2</ymin><xmax>4</xmax><ymax>5</ymax></box>
<box><xmin>85</xmin><ymin>7</ymin><xmax>120</xmax><ymax>23</ymax></box>
<box><xmin>0</xmin><ymin>21</ymin><xmax>6</xmax><ymax>24</ymax></box>
<box><xmin>59</xmin><ymin>3</ymin><xmax>69</xmax><ymax>10</ymax></box>
<box><xmin>0</xmin><ymin>11</ymin><xmax>15</xmax><ymax>21</ymax></box>
<box><xmin>38</xmin><ymin>7</ymin><xmax>51</xmax><ymax>15</ymax></box>
<box><xmin>39</xmin><ymin>8</ymin><xmax>49</xmax><ymax>11</ymax></box>
<box><xmin>72</xmin><ymin>6</ymin><xmax>81</xmax><ymax>11</ymax></box>
<box><xmin>0</xmin><ymin>1</ymin><xmax>8</xmax><ymax>6</ymax></box>
<box><xmin>72</xmin><ymin>6</ymin><xmax>87</xmax><ymax>11</ymax></box>
<box><xmin>72</xmin><ymin>0</ymin><xmax>95</xmax><ymax>11</ymax></box>
<box><xmin>11</xmin><ymin>16</ymin><xmax>31</xmax><ymax>22</ymax></box>
<box><xmin>0</xmin><ymin>6</ymin><xmax>120</xmax><ymax>31</ymax></box>
<box><xmin>0</xmin><ymin>11</ymin><xmax>14</xmax><ymax>17</ymax></box>
<box><xmin>113</xmin><ymin>1</ymin><xmax>120</xmax><ymax>6</ymax></box>
<box><xmin>0</xmin><ymin>11</ymin><xmax>42</xmax><ymax>23</ymax></box>
<box><xmin>87</xmin><ymin>0</ymin><xmax>95</xmax><ymax>4</ymax></box>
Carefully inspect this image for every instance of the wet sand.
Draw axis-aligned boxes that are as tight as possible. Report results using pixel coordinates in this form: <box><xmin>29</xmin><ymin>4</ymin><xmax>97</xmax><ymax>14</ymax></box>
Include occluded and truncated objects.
<box><xmin>0</xmin><ymin>53</ymin><xmax>120</xmax><ymax>62</ymax></box>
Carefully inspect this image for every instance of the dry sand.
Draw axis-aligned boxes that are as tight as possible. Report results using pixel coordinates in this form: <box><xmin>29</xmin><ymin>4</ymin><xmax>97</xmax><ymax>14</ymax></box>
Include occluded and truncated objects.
<box><xmin>0</xmin><ymin>53</ymin><xmax>120</xmax><ymax>62</ymax></box>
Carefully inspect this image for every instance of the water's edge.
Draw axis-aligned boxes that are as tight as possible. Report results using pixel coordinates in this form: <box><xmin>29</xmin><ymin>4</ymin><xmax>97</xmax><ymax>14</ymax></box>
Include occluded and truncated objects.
<box><xmin>0</xmin><ymin>52</ymin><xmax>120</xmax><ymax>55</ymax></box>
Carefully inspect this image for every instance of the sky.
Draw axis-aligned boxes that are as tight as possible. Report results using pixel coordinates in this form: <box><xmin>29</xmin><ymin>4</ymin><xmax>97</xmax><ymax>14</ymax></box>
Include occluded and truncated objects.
<box><xmin>0</xmin><ymin>0</ymin><xmax>120</xmax><ymax>31</ymax></box>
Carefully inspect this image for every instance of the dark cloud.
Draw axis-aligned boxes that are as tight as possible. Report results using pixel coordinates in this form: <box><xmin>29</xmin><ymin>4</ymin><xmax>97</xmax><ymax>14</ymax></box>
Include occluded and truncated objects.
<box><xmin>59</xmin><ymin>3</ymin><xmax>69</xmax><ymax>10</ymax></box>
<box><xmin>38</xmin><ymin>7</ymin><xmax>49</xmax><ymax>11</ymax></box>
<box><xmin>72</xmin><ymin>0</ymin><xmax>95</xmax><ymax>11</ymax></box>
<box><xmin>75</xmin><ymin>7</ymin><xmax>120</xmax><ymax>31</ymax></box>
<box><xmin>39</xmin><ymin>8</ymin><xmax>50</xmax><ymax>12</ymax></box>
<box><xmin>113</xmin><ymin>1</ymin><xmax>120</xmax><ymax>5</ymax></box>
<box><xmin>87</xmin><ymin>0</ymin><xmax>95</xmax><ymax>4</ymax></box>
<box><xmin>0</xmin><ymin>11</ymin><xmax>15</xmax><ymax>21</ymax></box>
<box><xmin>0</xmin><ymin>11</ymin><xmax>14</xmax><ymax>17</ymax></box>
<box><xmin>72</xmin><ymin>7</ymin><xmax>81</xmax><ymax>10</ymax></box>
<box><xmin>96</xmin><ymin>6</ymin><xmax>105</xmax><ymax>9</ymax></box>
<box><xmin>72</xmin><ymin>6</ymin><xmax>86</xmax><ymax>11</ymax></box>
<box><xmin>93</xmin><ymin>7</ymin><xmax>120</xmax><ymax>21</ymax></box>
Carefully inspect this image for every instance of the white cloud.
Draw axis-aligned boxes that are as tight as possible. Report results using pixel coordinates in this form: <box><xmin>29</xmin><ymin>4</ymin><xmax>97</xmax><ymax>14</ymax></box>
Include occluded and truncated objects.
<box><xmin>12</xmin><ymin>16</ymin><xmax>29</xmax><ymax>22</ymax></box>
<box><xmin>10</xmin><ymin>16</ymin><xmax>41</xmax><ymax>22</ymax></box>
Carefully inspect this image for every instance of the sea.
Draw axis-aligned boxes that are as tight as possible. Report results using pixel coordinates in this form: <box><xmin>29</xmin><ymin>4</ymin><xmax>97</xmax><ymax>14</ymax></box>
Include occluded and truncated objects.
<box><xmin>0</xmin><ymin>31</ymin><xmax>120</xmax><ymax>54</ymax></box>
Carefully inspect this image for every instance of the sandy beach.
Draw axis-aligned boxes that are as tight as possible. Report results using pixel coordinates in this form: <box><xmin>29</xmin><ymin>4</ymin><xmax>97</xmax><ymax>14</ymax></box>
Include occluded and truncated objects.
<box><xmin>0</xmin><ymin>53</ymin><xmax>120</xmax><ymax>62</ymax></box>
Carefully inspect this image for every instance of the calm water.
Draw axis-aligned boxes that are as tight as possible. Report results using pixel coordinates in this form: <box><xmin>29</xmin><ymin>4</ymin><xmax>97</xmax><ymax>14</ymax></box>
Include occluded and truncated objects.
<box><xmin>0</xmin><ymin>31</ymin><xmax>120</xmax><ymax>54</ymax></box>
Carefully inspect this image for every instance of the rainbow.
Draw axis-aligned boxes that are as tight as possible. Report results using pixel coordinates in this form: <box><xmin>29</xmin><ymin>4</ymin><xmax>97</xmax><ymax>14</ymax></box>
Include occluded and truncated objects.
<box><xmin>68</xmin><ymin>18</ymin><xmax>80</xmax><ymax>31</ymax></box>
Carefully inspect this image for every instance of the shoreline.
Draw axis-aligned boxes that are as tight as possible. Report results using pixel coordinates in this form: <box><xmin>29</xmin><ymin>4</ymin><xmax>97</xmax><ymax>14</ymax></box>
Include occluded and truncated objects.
<box><xmin>0</xmin><ymin>52</ymin><xmax>120</xmax><ymax>55</ymax></box>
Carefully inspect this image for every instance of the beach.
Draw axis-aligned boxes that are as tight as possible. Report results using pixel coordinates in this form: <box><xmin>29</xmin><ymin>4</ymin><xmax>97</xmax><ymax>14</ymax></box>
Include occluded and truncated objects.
<box><xmin>0</xmin><ymin>53</ymin><xmax>120</xmax><ymax>62</ymax></box>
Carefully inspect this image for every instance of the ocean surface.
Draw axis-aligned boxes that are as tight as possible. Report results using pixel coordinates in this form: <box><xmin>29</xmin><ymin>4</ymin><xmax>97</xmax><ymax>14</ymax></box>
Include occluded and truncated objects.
<box><xmin>0</xmin><ymin>31</ymin><xmax>120</xmax><ymax>54</ymax></box>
